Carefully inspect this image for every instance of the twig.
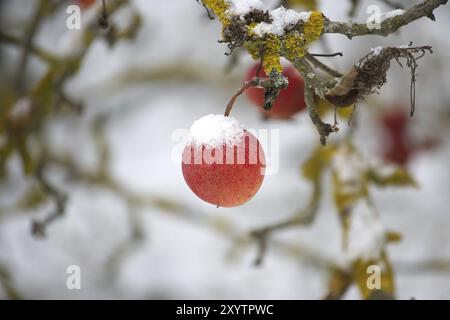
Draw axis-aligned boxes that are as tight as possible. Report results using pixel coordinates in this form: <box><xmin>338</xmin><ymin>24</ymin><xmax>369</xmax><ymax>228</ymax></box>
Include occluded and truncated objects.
<box><xmin>251</xmin><ymin>211</ymin><xmax>315</xmax><ymax>266</ymax></box>
<box><xmin>252</xmin><ymin>233</ymin><xmax>267</xmax><ymax>267</ymax></box>
<box><xmin>98</xmin><ymin>0</ymin><xmax>109</xmax><ymax>29</ymax></box>
<box><xmin>310</xmin><ymin>52</ymin><xmax>343</xmax><ymax>57</ymax></box>
<box><xmin>299</xmin><ymin>58</ymin><xmax>338</xmax><ymax>145</ymax></box>
<box><xmin>249</xmin><ymin>154</ymin><xmax>324</xmax><ymax>266</ymax></box>
<box><xmin>224</xmin><ymin>79</ymin><xmax>259</xmax><ymax>116</ymax></box>
<box><xmin>31</xmin><ymin>163</ymin><xmax>68</xmax><ymax>238</ymax></box>
<box><xmin>348</xmin><ymin>0</ymin><xmax>360</xmax><ymax>17</ymax></box>
<box><xmin>59</xmin><ymin>92</ymin><xmax>83</xmax><ymax>114</ymax></box>
<box><xmin>197</xmin><ymin>0</ymin><xmax>215</xmax><ymax>20</ymax></box>
<box><xmin>14</xmin><ymin>0</ymin><xmax>48</xmax><ymax>94</ymax></box>
<box><xmin>306</xmin><ymin>53</ymin><xmax>344</xmax><ymax>78</ymax></box>
<box><xmin>0</xmin><ymin>264</ymin><xmax>21</xmax><ymax>299</ymax></box>
<box><xmin>0</xmin><ymin>30</ymin><xmax>58</xmax><ymax>64</ymax></box>
<box><xmin>324</xmin><ymin>0</ymin><xmax>448</xmax><ymax>38</ymax></box>
<box><xmin>251</xmin><ymin>208</ymin><xmax>316</xmax><ymax>241</ymax></box>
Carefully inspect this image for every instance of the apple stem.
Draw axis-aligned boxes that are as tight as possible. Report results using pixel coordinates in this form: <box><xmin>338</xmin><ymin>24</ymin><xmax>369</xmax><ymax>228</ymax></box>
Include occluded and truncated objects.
<box><xmin>224</xmin><ymin>80</ymin><xmax>257</xmax><ymax>117</ymax></box>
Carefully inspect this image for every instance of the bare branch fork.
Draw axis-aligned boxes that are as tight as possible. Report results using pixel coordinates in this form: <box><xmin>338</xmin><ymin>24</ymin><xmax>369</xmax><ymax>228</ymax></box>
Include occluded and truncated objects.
<box><xmin>31</xmin><ymin>162</ymin><xmax>68</xmax><ymax>238</ymax></box>
<box><xmin>251</xmin><ymin>206</ymin><xmax>317</xmax><ymax>266</ymax></box>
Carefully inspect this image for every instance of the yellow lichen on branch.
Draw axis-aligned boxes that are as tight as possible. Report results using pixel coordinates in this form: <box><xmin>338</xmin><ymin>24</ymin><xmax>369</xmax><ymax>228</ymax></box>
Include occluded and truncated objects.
<box><xmin>261</xmin><ymin>34</ymin><xmax>282</xmax><ymax>74</ymax></box>
<box><xmin>202</xmin><ymin>0</ymin><xmax>231</xmax><ymax>27</ymax></box>
<box><xmin>303</xmin><ymin>11</ymin><xmax>324</xmax><ymax>44</ymax></box>
<box><xmin>282</xmin><ymin>11</ymin><xmax>324</xmax><ymax>61</ymax></box>
<box><xmin>245</xmin><ymin>33</ymin><xmax>282</xmax><ymax>75</ymax></box>
<box><xmin>202</xmin><ymin>1</ymin><xmax>324</xmax><ymax>75</ymax></box>
<box><xmin>282</xmin><ymin>32</ymin><xmax>305</xmax><ymax>61</ymax></box>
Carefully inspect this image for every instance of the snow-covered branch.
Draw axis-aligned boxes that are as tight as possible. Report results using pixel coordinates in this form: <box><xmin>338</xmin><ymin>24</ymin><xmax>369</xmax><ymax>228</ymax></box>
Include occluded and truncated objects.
<box><xmin>324</xmin><ymin>0</ymin><xmax>448</xmax><ymax>38</ymax></box>
<box><xmin>200</xmin><ymin>0</ymin><xmax>446</xmax><ymax>144</ymax></box>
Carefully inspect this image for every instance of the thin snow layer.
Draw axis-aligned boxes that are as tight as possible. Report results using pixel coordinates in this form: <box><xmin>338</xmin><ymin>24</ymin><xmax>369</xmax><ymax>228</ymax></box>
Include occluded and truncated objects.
<box><xmin>187</xmin><ymin>114</ymin><xmax>245</xmax><ymax>148</ymax></box>
<box><xmin>371</xmin><ymin>43</ymin><xmax>411</xmax><ymax>56</ymax></box>
<box><xmin>380</xmin><ymin>9</ymin><xmax>405</xmax><ymax>21</ymax></box>
<box><xmin>331</xmin><ymin>146</ymin><xmax>369</xmax><ymax>194</ymax></box>
<box><xmin>8</xmin><ymin>98</ymin><xmax>32</xmax><ymax>120</ymax></box>
<box><xmin>347</xmin><ymin>200</ymin><xmax>387</xmax><ymax>261</ymax></box>
<box><xmin>226</xmin><ymin>0</ymin><xmax>263</xmax><ymax>16</ymax></box>
<box><xmin>253</xmin><ymin>7</ymin><xmax>311</xmax><ymax>37</ymax></box>
<box><xmin>371</xmin><ymin>46</ymin><xmax>383</xmax><ymax>56</ymax></box>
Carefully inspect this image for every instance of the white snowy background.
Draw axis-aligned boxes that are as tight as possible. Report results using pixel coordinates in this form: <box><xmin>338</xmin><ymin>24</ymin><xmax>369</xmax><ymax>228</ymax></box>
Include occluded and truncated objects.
<box><xmin>0</xmin><ymin>0</ymin><xmax>449</xmax><ymax>299</ymax></box>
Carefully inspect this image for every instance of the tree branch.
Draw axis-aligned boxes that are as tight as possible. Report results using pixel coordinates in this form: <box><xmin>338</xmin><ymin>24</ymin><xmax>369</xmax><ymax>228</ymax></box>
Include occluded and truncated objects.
<box><xmin>14</xmin><ymin>0</ymin><xmax>49</xmax><ymax>94</ymax></box>
<box><xmin>31</xmin><ymin>162</ymin><xmax>68</xmax><ymax>238</ymax></box>
<box><xmin>306</xmin><ymin>53</ymin><xmax>343</xmax><ymax>78</ymax></box>
<box><xmin>0</xmin><ymin>30</ymin><xmax>58</xmax><ymax>65</ymax></box>
<box><xmin>323</xmin><ymin>0</ymin><xmax>448</xmax><ymax>38</ymax></box>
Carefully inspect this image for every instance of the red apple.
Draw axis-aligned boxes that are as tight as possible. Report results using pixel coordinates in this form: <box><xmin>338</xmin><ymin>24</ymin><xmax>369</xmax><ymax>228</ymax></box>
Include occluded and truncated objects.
<box><xmin>380</xmin><ymin>107</ymin><xmax>413</xmax><ymax>166</ymax></box>
<box><xmin>245</xmin><ymin>63</ymin><xmax>307</xmax><ymax>119</ymax></box>
<box><xmin>75</xmin><ymin>0</ymin><xmax>96</xmax><ymax>9</ymax></box>
<box><xmin>383</xmin><ymin>138</ymin><xmax>412</xmax><ymax>166</ymax></box>
<box><xmin>381</xmin><ymin>108</ymin><xmax>409</xmax><ymax>140</ymax></box>
<box><xmin>182</xmin><ymin>114</ymin><xmax>265</xmax><ymax>207</ymax></box>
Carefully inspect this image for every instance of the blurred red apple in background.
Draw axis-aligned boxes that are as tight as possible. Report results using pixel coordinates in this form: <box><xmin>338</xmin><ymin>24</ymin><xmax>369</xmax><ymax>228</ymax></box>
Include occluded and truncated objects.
<box><xmin>245</xmin><ymin>63</ymin><xmax>307</xmax><ymax>119</ymax></box>
<box><xmin>75</xmin><ymin>0</ymin><xmax>96</xmax><ymax>10</ymax></box>
<box><xmin>381</xmin><ymin>107</ymin><xmax>412</xmax><ymax>166</ymax></box>
<box><xmin>380</xmin><ymin>106</ymin><xmax>438</xmax><ymax>166</ymax></box>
